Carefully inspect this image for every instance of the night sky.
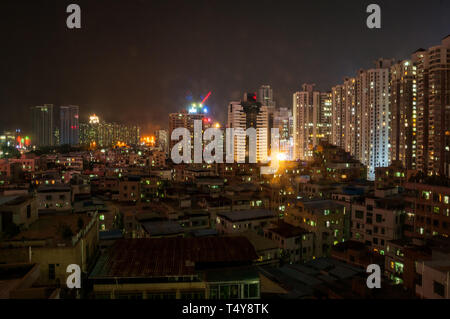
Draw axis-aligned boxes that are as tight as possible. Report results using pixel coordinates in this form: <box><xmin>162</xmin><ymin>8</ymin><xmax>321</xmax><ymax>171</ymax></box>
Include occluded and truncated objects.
<box><xmin>0</xmin><ymin>0</ymin><xmax>449</xmax><ymax>134</ymax></box>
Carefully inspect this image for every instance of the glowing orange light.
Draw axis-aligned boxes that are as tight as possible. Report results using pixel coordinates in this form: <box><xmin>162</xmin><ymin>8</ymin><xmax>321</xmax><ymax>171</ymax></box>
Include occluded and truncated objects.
<box><xmin>141</xmin><ymin>136</ymin><xmax>156</xmax><ymax>146</ymax></box>
<box><xmin>89</xmin><ymin>114</ymin><xmax>100</xmax><ymax>124</ymax></box>
<box><xmin>116</xmin><ymin>141</ymin><xmax>127</xmax><ymax>148</ymax></box>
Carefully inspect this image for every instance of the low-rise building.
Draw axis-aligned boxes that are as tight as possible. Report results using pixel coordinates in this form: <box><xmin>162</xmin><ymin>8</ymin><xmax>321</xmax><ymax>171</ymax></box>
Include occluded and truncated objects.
<box><xmin>216</xmin><ymin>209</ymin><xmax>278</xmax><ymax>235</ymax></box>
<box><xmin>0</xmin><ymin>213</ymin><xmax>99</xmax><ymax>288</ymax></box>
<box><xmin>264</xmin><ymin>221</ymin><xmax>314</xmax><ymax>263</ymax></box>
<box><xmin>89</xmin><ymin>237</ymin><xmax>260</xmax><ymax>299</ymax></box>
<box><xmin>0</xmin><ymin>195</ymin><xmax>38</xmax><ymax>235</ymax></box>
<box><xmin>332</xmin><ymin>240</ymin><xmax>383</xmax><ymax>269</ymax></box>
<box><xmin>227</xmin><ymin>231</ymin><xmax>279</xmax><ymax>266</ymax></box>
<box><xmin>416</xmin><ymin>259</ymin><xmax>450</xmax><ymax>299</ymax></box>
<box><xmin>286</xmin><ymin>199</ymin><xmax>346</xmax><ymax>258</ymax></box>
<box><xmin>119</xmin><ymin>176</ymin><xmax>141</xmax><ymax>202</ymax></box>
<box><xmin>36</xmin><ymin>185</ymin><xmax>72</xmax><ymax>213</ymax></box>
<box><xmin>350</xmin><ymin>188</ymin><xmax>405</xmax><ymax>254</ymax></box>
<box><xmin>0</xmin><ymin>263</ymin><xmax>60</xmax><ymax>299</ymax></box>
<box><xmin>404</xmin><ymin>177</ymin><xmax>450</xmax><ymax>238</ymax></box>
<box><xmin>375</xmin><ymin>160</ymin><xmax>407</xmax><ymax>190</ymax></box>
<box><xmin>385</xmin><ymin>239</ymin><xmax>409</xmax><ymax>285</ymax></box>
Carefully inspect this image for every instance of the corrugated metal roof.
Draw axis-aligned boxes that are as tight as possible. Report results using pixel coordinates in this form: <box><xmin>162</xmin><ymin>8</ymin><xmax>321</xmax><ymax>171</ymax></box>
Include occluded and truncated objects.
<box><xmin>279</xmin><ymin>265</ymin><xmax>322</xmax><ymax>286</ymax></box>
<box><xmin>90</xmin><ymin>237</ymin><xmax>258</xmax><ymax>278</ymax></box>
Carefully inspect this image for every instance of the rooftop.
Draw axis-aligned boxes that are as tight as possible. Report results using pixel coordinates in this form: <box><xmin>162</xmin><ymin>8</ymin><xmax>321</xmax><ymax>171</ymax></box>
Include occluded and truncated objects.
<box><xmin>73</xmin><ymin>199</ymin><xmax>108</xmax><ymax>213</ymax></box>
<box><xmin>37</xmin><ymin>185</ymin><xmax>71</xmax><ymax>193</ymax></box>
<box><xmin>7</xmin><ymin>214</ymin><xmax>92</xmax><ymax>245</ymax></box>
<box><xmin>267</xmin><ymin>221</ymin><xmax>310</xmax><ymax>238</ymax></box>
<box><xmin>333</xmin><ymin>240</ymin><xmax>367</xmax><ymax>252</ymax></box>
<box><xmin>227</xmin><ymin>231</ymin><xmax>278</xmax><ymax>251</ymax></box>
<box><xmin>90</xmin><ymin>237</ymin><xmax>258</xmax><ymax>278</ymax></box>
<box><xmin>0</xmin><ymin>263</ymin><xmax>41</xmax><ymax>299</ymax></box>
<box><xmin>217</xmin><ymin>209</ymin><xmax>277</xmax><ymax>222</ymax></box>
<box><xmin>258</xmin><ymin>257</ymin><xmax>366</xmax><ymax>298</ymax></box>
<box><xmin>140</xmin><ymin>220</ymin><xmax>184</xmax><ymax>237</ymax></box>
<box><xmin>0</xmin><ymin>196</ymin><xmax>20</xmax><ymax>206</ymax></box>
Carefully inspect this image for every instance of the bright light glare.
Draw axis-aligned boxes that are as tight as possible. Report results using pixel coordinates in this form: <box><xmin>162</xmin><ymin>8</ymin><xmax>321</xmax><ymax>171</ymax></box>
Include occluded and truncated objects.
<box><xmin>277</xmin><ymin>153</ymin><xmax>287</xmax><ymax>161</ymax></box>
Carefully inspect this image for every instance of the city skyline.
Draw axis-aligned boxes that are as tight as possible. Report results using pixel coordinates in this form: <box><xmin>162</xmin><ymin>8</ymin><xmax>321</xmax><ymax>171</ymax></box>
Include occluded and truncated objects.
<box><xmin>2</xmin><ymin>0</ymin><xmax>450</xmax><ymax>303</ymax></box>
<box><xmin>3</xmin><ymin>31</ymin><xmax>449</xmax><ymax>135</ymax></box>
<box><xmin>6</xmin><ymin>30</ymin><xmax>450</xmax><ymax>183</ymax></box>
<box><xmin>1</xmin><ymin>0</ymin><xmax>449</xmax><ymax>133</ymax></box>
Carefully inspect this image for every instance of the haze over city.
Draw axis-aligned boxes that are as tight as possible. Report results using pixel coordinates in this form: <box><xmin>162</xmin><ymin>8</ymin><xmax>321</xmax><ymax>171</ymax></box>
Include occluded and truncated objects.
<box><xmin>1</xmin><ymin>0</ymin><xmax>450</xmax><ymax>305</ymax></box>
<box><xmin>1</xmin><ymin>0</ymin><xmax>449</xmax><ymax>134</ymax></box>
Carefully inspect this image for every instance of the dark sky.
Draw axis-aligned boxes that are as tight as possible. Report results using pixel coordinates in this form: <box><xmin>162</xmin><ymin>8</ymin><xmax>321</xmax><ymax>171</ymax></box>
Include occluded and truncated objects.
<box><xmin>0</xmin><ymin>0</ymin><xmax>449</xmax><ymax>134</ymax></box>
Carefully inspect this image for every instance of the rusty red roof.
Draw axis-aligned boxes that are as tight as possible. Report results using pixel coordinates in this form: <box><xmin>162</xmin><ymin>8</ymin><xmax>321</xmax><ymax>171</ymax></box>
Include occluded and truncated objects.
<box><xmin>90</xmin><ymin>237</ymin><xmax>258</xmax><ymax>278</ymax></box>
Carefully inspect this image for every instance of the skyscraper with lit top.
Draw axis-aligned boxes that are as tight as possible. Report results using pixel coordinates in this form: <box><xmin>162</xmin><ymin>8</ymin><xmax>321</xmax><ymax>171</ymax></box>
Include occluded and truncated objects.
<box><xmin>168</xmin><ymin>102</ymin><xmax>212</xmax><ymax>158</ymax></box>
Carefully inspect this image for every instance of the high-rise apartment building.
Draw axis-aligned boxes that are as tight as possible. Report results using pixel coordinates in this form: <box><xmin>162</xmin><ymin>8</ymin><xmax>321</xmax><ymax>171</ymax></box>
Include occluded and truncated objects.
<box><xmin>359</xmin><ymin>59</ymin><xmax>393</xmax><ymax>180</ymax></box>
<box><xmin>334</xmin><ymin>78</ymin><xmax>359</xmax><ymax>157</ymax></box>
<box><xmin>331</xmin><ymin>59</ymin><xmax>393</xmax><ymax>180</ymax></box>
<box><xmin>320</xmin><ymin>92</ymin><xmax>333</xmax><ymax>144</ymax></box>
<box><xmin>169</xmin><ymin>110</ymin><xmax>190</xmax><ymax>151</ymax></box>
<box><xmin>257</xmin><ymin>85</ymin><xmax>276</xmax><ymax>107</ymax></box>
<box><xmin>293</xmin><ymin>84</ymin><xmax>331</xmax><ymax>161</ymax></box>
<box><xmin>227</xmin><ymin>93</ymin><xmax>269</xmax><ymax>163</ymax></box>
<box><xmin>155</xmin><ymin>129</ymin><xmax>169</xmax><ymax>154</ymax></box>
<box><xmin>168</xmin><ymin>102</ymin><xmax>214</xmax><ymax>162</ymax></box>
<box><xmin>390</xmin><ymin>60</ymin><xmax>417</xmax><ymax>170</ymax></box>
<box><xmin>168</xmin><ymin>109</ymin><xmax>209</xmax><ymax>150</ymax></box>
<box><xmin>60</xmin><ymin>105</ymin><xmax>79</xmax><ymax>146</ymax></box>
<box><xmin>273</xmin><ymin>107</ymin><xmax>294</xmax><ymax>160</ymax></box>
<box><xmin>331</xmin><ymin>85</ymin><xmax>345</xmax><ymax>150</ymax></box>
<box><xmin>412</xmin><ymin>35</ymin><xmax>450</xmax><ymax>176</ymax></box>
<box><xmin>79</xmin><ymin>114</ymin><xmax>140</xmax><ymax>147</ymax></box>
<box><xmin>31</xmin><ymin>104</ymin><xmax>54</xmax><ymax>147</ymax></box>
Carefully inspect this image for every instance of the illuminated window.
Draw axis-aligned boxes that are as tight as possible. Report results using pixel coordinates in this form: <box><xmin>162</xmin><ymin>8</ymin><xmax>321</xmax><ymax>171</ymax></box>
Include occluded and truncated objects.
<box><xmin>394</xmin><ymin>262</ymin><xmax>404</xmax><ymax>274</ymax></box>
